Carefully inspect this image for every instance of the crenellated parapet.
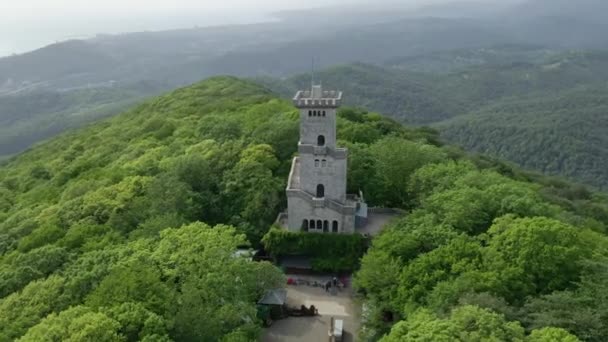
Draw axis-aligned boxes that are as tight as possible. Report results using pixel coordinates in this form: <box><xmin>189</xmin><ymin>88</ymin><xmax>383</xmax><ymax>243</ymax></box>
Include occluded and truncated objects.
<box><xmin>293</xmin><ymin>89</ymin><xmax>343</xmax><ymax>108</ymax></box>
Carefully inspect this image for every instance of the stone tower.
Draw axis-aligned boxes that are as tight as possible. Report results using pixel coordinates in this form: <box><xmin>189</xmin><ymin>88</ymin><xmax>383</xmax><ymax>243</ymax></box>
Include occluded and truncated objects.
<box><xmin>285</xmin><ymin>84</ymin><xmax>360</xmax><ymax>233</ymax></box>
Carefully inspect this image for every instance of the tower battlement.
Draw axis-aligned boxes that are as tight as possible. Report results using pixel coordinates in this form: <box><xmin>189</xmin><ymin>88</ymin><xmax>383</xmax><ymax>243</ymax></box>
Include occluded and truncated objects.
<box><xmin>293</xmin><ymin>85</ymin><xmax>342</xmax><ymax>108</ymax></box>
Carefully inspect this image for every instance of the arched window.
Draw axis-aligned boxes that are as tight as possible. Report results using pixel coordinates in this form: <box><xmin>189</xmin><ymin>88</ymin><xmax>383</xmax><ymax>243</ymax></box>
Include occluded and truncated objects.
<box><xmin>302</xmin><ymin>219</ymin><xmax>309</xmax><ymax>232</ymax></box>
<box><xmin>322</xmin><ymin>110</ymin><xmax>326</xmax><ymax>117</ymax></box>
<box><xmin>313</xmin><ymin>110</ymin><xmax>317</xmax><ymax>116</ymax></box>
<box><xmin>317</xmin><ymin>220</ymin><xmax>323</xmax><ymax>230</ymax></box>
<box><xmin>310</xmin><ymin>220</ymin><xmax>315</xmax><ymax>230</ymax></box>
<box><xmin>321</xmin><ymin>159</ymin><xmax>327</xmax><ymax>167</ymax></box>
<box><xmin>323</xmin><ymin>220</ymin><xmax>329</xmax><ymax>232</ymax></box>
<box><xmin>317</xmin><ymin>135</ymin><xmax>325</xmax><ymax>146</ymax></box>
<box><xmin>316</xmin><ymin>184</ymin><xmax>325</xmax><ymax>198</ymax></box>
<box><xmin>315</xmin><ymin>159</ymin><xmax>320</xmax><ymax>167</ymax></box>
<box><xmin>308</xmin><ymin>110</ymin><xmax>312</xmax><ymax>117</ymax></box>
<box><xmin>332</xmin><ymin>221</ymin><xmax>339</xmax><ymax>233</ymax></box>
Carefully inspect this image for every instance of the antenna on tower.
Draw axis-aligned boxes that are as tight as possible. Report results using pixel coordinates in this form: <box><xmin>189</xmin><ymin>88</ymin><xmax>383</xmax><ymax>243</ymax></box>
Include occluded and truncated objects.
<box><xmin>311</xmin><ymin>57</ymin><xmax>315</xmax><ymax>89</ymax></box>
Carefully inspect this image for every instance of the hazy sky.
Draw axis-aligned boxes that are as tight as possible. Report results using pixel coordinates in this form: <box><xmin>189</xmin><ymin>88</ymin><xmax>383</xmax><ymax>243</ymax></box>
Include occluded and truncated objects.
<box><xmin>0</xmin><ymin>0</ymin><xmax>486</xmax><ymax>56</ymax></box>
<box><xmin>0</xmin><ymin>0</ymin><xmax>359</xmax><ymax>56</ymax></box>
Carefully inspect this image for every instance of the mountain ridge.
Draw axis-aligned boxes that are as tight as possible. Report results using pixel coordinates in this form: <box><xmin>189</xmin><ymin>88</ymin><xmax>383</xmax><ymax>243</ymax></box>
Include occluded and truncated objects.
<box><xmin>1</xmin><ymin>76</ymin><xmax>607</xmax><ymax>341</ymax></box>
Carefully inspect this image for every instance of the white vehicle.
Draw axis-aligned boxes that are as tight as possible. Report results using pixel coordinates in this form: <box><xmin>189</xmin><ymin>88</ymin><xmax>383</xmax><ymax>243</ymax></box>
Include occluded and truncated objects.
<box><xmin>329</xmin><ymin>318</ymin><xmax>344</xmax><ymax>342</ymax></box>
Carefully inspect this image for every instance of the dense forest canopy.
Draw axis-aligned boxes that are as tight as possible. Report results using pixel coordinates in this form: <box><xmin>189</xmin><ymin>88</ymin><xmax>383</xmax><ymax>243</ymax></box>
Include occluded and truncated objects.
<box><xmin>1</xmin><ymin>77</ymin><xmax>608</xmax><ymax>341</ymax></box>
<box><xmin>0</xmin><ymin>77</ymin><xmax>435</xmax><ymax>340</ymax></box>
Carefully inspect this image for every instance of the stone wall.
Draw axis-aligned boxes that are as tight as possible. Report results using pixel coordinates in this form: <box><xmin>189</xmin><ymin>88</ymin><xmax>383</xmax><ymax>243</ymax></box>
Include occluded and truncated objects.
<box><xmin>287</xmin><ymin>195</ymin><xmax>356</xmax><ymax>234</ymax></box>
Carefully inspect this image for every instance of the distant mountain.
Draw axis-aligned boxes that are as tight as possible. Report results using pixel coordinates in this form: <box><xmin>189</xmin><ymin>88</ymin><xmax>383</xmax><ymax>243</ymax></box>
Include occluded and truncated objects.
<box><xmin>437</xmin><ymin>85</ymin><xmax>608</xmax><ymax>189</ymax></box>
<box><xmin>3</xmin><ymin>0</ymin><xmax>608</xmax><ymax>167</ymax></box>
<box><xmin>257</xmin><ymin>63</ymin><xmax>462</xmax><ymax>124</ymax></box>
<box><xmin>260</xmin><ymin>50</ymin><xmax>608</xmax><ymax>189</ymax></box>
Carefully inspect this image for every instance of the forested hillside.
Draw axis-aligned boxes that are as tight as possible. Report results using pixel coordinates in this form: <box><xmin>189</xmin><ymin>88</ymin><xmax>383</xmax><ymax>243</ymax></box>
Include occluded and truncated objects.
<box><xmin>0</xmin><ymin>77</ymin><xmax>436</xmax><ymax>340</ymax></box>
<box><xmin>0</xmin><ymin>82</ymin><xmax>165</xmax><ymax>157</ymax></box>
<box><xmin>1</xmin><ymin>77</ymin><xmax>608</xmax><ymax>341</ymax></box>
<box><xmin>438</xmin><ymin>85</ymin><xmax>608</xmax><ymax>190</ymax></box>
<box><xmin>260</xmin><ymin>50</ymin><xmax>608</xmax><ymax>189</ymax></box>
<box><xmin>0</xmin><ymin>78</ymin><xmax>295</xmax><ymax>341</ymax></box>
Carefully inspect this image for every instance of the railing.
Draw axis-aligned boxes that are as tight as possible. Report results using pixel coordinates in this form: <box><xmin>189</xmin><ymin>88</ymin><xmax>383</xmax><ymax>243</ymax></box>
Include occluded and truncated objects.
<box><xmin>298</xmin><ymin>144</ymin><xmax>347</xmax><ymax>159</ymax></box>
<box><xmin>367</xmin><ymin>207</ymin><xmax>406</xmax><ymax>214</ymax></box>
<box><xmin>287</xmin><ymin>189</ymin><xmax>357</xmax><ymax>215</ymax></box>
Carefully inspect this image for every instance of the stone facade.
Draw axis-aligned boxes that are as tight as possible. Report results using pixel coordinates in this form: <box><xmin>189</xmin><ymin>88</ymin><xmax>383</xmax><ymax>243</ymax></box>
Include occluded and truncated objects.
<box><xmin>286</xmin><ymin>85</ymin><xmax>360</xmax><ymax>233</ymax></box>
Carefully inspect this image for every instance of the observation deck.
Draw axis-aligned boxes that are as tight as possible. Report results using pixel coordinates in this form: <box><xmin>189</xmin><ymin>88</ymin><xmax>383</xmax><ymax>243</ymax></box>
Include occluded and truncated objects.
<box><xmin>293</xmin><ymin>85</ymin><xmax>343</xmax><ymax>108</ymax></box>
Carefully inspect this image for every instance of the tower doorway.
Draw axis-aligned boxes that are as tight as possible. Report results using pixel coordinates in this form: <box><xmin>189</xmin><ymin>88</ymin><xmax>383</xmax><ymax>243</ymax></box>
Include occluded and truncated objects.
<box><xmin>317</xmin><ymin>135</ymin><xmax>325</xmax><ymax>146</ymax></box>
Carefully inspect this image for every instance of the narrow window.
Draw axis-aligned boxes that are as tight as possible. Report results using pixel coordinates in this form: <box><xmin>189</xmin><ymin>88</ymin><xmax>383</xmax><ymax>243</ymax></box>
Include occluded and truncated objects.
<box><xmin>313</xmin><ymin>110</ymin><xmax>317</xmax><ymax>116</ymax></box>
<box><xmin>323</xmin><ymin>220</ymin><xmax>329</xmax><ymax>232</ymax></box>
<box><xmin>322</xmin><ymin>110</ymin><xmax>326</xmax><ymax>117</ymax></box>
<box><xmin>302</xmin><ymin>219</ymin><xmax>309</xmax><ymax>232</ymax></box>
<box><xmin>321</xmin><ymin>159</ymin><xmax>327</xmax><ymax>167</ymax></box>
<box><xmin>317</xmin><ymin>220</ymin><xmax>323</xmax><ymax>230</ymax></box>
<box><xmin>315</xmin><ymin>159</ymin><xmax>320</xmax><ymax>167</ymax></box>
<box><xmin>310</xmin><ymin>220</ymin><xmax>315</xmax><ymax>230</ymax></box>
<box><xmin>308</xmin><ymin>110</ymin><xmax>312</xmax><ymax>117</ymax></box>
<box><xmin>316</xmin><ymin>184</ymin><xmax>325</xmax><ymax>198</ymax></box>
<box><xmin>332</xmin><ymin>221</ymin><xmax>339</xmax><ymax>233</ymax></box>
<box><xmin>317</xmin><ymin>135</ymin><xmax>325</xmax><ymax>146</ymax></box>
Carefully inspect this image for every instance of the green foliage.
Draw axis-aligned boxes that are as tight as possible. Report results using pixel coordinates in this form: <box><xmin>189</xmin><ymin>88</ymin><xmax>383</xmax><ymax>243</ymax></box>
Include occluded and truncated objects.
<box><xmin>102</xmin><ymin>302</ymin><xmax>170</xmax><ymax>342</ymax></box>
<box><xmin>262</xmin><ymin>228</ymin><xmax>367</xmax><ymax>272</ymax></box>
<box><xmin>0</xmin><ymin>78</ymin><xmax>294</xmax><ymax>341</ymax></box>
<box><xmin>527</xmin><ymin>327</ymin><xmax>581</xmax><ymax>342</ymax></box>
<box><xmin>366</xmin><ymin>137</ymin><xmax>446</xmax><ymax>208</ymax></box>
<box><xmin>484</xmin><ymin>216</ymin><xmax>590</xmax><ymax>301</ymax></box>
<box><xmin>522</xmin><ymin>259</ymin><xmax>608</xmax><ymax>342</ymax></box>
<box><xmin>85</xmin><ymin>258</ymin><xmax>174</xmax><ymax>314</ymax></box>
<box><xmin>0</xmin><ymin>83</ymin><xmax>164</xmax><ymax>158</ymax></box>
<box><xmin>356</xmin><ymin>156</ymin><xmax>608</xmax><ymax>341</ymax></box>
<box><xmin>0</xmin><ymin>245</ymin><xmax>68</xmax><ymax>297</ymax></box>
<box><xmin>17</xmin><ymin>306</ymin><xmax>123</xmax><ymax>342</ymax></box>
<box><xmin>0</xmin><ymin>275</ymin><xmax>71</xmax><ymax>341</ymax></box>
<box><xmin>438</xmin><ymin>85</ymin><xmax>608</xmax><ymax>190</ymax></box>
<box><xmin>380</xmin><ymin>305</ymin><xmax>526</xmax><ymax>342</ymax></box>
<box><xmin>2</xmin><ymin>75</ymin><xmax>608</xmax><ymax>342</ymax></box>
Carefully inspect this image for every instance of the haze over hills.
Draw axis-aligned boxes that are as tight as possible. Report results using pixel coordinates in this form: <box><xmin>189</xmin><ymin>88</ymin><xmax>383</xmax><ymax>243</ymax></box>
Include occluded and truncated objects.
<box><xmin>1</xmin><ymin>0</ymin><xmax>608</xmax><ymax>189</ymax></box>
<box><xmin>3</xmin><ymin>0</ymin><xmax>606</xmax><ymax>95</ymax></box>
<box><xmin>260</xmin><ymin>49</ymin><xmax>608</xmax><ymax>189</ymax></box>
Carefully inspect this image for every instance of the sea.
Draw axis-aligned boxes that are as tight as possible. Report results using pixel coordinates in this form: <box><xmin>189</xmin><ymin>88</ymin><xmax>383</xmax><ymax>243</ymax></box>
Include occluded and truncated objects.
<box><xmin>0</xmin><ymin>10</ymin><xmax>277</xmax><ymax>58</ymax></box>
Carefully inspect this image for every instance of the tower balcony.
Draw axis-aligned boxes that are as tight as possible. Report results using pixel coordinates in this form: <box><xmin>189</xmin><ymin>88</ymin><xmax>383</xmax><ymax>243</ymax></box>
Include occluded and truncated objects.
<box><xmin>312</xmin><ymin>197</ymin><xmax>325</xmax><ymax>208</ymax></box>
<box><xmin>298</xmin><ymin>143</ymin><xmax>347</xmax><ymax>159</ymax></box>
<box><xmin>314</xmin><ymin>146</ymin><xmax>327</xmax><ymax>155</ymax></box>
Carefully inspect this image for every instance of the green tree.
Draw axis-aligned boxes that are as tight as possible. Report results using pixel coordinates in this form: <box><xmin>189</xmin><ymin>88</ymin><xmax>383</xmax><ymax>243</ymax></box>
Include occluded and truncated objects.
<box><xmin>527</xmin><ymin>327</ymin><xmax>580</xmax><ymax>342</ymax></box>
<box><xmin>484</xmin><ymin>215</ymin><xmax>590</xmax><ymax>301</ymax></box>
<box><xmin>381</xmin><ymin>305</ymin><xmax>526</xmax><ymax>342</ymax></box>
<box><xmin>368</xmin><ymin>137</ymin><xmax>445</xmax><ymax>207</ymax></box>
<box><xmin>18</xmin><ymin>306</ymin><xmax>122</xmax><ymax>342</ymax></box>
